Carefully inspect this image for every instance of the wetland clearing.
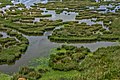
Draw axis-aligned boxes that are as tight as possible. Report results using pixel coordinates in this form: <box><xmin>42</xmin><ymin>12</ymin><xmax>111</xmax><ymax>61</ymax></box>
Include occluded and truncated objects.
<box><xmin>0</xmin><ymin>0</ymin><xmax>120</xmax><ymax>80</ymax></box>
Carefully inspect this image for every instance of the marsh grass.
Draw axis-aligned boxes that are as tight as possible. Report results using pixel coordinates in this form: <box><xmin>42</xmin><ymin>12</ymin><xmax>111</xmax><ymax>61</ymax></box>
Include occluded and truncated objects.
<box><xmin>12</xmin><ymin>45</ymin><xmax>120</xmax><ymax>80</ymax></box>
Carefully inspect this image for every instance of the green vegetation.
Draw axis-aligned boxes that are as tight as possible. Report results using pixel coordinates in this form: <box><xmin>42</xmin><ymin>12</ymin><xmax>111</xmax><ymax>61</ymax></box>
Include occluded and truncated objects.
<box><xmin>49</xmin><ymin>20</ymin><xmax>119</xmax><ymax>43</ymax></box>
<box><xmin>3</xmin><ymin>19</ymin><xmax>63</xmax><ymax>36</ymax></box>
<box><xmin>0</xmin><ymin>0</ymin><xmax>13</xmax><ymax>8</ymax></box>
<box><xmin>0</xmin><ymin>25</ymin><xmax>28</xmax><ymax>64</ymax></box>
<box><xmin>0</xmin><ymin>72</ymin><xmax>11</xmax><ymax>80</ymax></box>
<box><xmin>0</xmin><ymin>0</ymin><xmax>120</xmax><ymax>80</ymax></box>
<box><xmin>49</xmin><ymin>45</ymin><xmax>90</xmax><ymax>71</ymax></box>
<box><xmin>36</xmin><ymin>0</ymin><xmax>98</xmax><ymax>11</ymax></box>
<box><xmin>12</xmin><ymin>45</ymin><xmax>120</xmax><ymax>80</ymax></box>
<box><xmin>48</xmin><ymin>8</ymin><xmax>120</xmax><ymax>43</ymax></box>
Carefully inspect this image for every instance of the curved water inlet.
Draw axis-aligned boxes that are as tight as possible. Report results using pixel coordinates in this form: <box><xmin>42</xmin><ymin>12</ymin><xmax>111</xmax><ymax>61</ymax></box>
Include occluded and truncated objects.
<box><xmin>0</xmin><ymin>29</ymin><xmax>119</xmax><ymax>74</ymax></box>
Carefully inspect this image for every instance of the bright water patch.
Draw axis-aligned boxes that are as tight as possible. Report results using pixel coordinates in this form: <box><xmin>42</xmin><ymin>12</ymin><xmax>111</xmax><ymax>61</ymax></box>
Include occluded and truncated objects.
<box><xmin>41</xmin><ymin>9</ymin><xmax>78</xmax><ymax>21</ymax></box>
<box><xmin>0</xmin><ymin>32</ymin><xmax>9</xmax><ymax>38</ymax></box>
<box><xmin>88</xmin><ymin>3</ymin><xmax>120</xmax><ymax>13</ymax></box>
<box><xmin>95</xmin><ymin>0</ymin><xmax>116</xmax><ymax>2</ymax></box>
<box><xmin>17</xmin><ymin>0</ymin><xmax>61</xmax><ymax>8</ymax></box>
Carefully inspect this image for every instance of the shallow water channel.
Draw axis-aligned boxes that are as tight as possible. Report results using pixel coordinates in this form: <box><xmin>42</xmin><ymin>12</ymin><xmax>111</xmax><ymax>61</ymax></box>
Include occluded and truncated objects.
<box><xmin>0</xmin><ymin>30</ymin><xmax>119</xmax><ymax>74</ymax></box>
<box><xmin>0</xmin><ymin>0</ymin><xmax>119</xmax><ymax>74</ymax></box>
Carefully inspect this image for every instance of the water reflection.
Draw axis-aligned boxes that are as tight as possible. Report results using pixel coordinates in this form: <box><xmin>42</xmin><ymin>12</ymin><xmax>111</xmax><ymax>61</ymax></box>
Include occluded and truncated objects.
<box><xmin>39</xmin><ymin>8</ymin><xmax>78</xmax><ymax>21</ymax></box>
<box><xmin>0</xmin><ymin>32</ymin><xmax>9</xmax><ymax>38</ymax></box>
<box><xmin>18</xmin><ymin>0</ymin><xmax>61</xmax><ymax>8</ymax></box>
<box><xmin>95</xmin><ymin>0</ymin><xmax>116</xmax><ymax>2</ymax></box>
<box><xmin>89</xmin><ymin>3</ymin><xmax>120</xmax><ymax>13</ymax></box>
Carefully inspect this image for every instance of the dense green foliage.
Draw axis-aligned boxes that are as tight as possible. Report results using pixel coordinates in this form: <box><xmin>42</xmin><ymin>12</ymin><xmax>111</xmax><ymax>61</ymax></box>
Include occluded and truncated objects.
<box><xmin>11</xmin><ymin>45</ymin><xmax>120</xmax><ymax>80</ymax></box>
<box><xmin>0</xmin><ymin>0</ymin><xmax>120</xmax><ymax>80</ymax></box>
<box><xmin>49</xmin><ymin>45</ymin><xmax>90</xmax><ymax>71</ymax></box>
<box><xmin>0</xmin><ymin>26</ymin><xmax>28</xmax><ymax>64</ymax></box>
<box><xmin>49</xmin><ymin>20</ymin><xmax>119</xmax><ymax>42</ymax></box>
<box><xmin>0</xmin><ymin>72</ymin><xmax>11</xmax><ymax>80</ymax></box>
<box><xmin>0</xmin><ymin>0</ymin><xmax>12</xmax><ymax>8</ymax></box>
